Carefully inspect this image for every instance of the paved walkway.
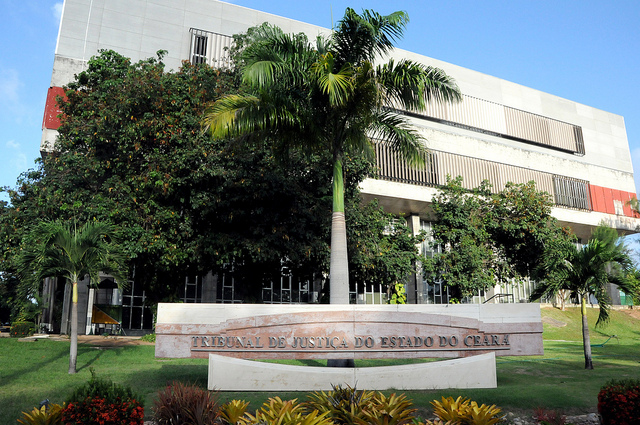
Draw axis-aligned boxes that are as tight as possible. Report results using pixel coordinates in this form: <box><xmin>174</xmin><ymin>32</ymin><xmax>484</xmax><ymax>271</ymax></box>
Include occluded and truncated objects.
<box><xmin>13</xmin><ymin>333</ymin><xmax>154</xmax><ymax>347</ymax></box>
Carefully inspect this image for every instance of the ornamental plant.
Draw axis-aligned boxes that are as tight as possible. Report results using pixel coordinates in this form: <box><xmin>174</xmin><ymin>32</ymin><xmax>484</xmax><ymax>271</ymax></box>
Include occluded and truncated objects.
<box><xmin>430</xmin><ymin>396</ymin><xmax>503</xmax><ymax>425</ymax></box>
<box><xmin>305</xmin><ymin>385</ymin><xmax>376</xmax><ymax>425</ymax></box>
<box><xmin>533</xmin><ymin>407</ymin><xmax>567</xmax><ymax>425</ymax></box>
<box><xmin>598</xmin><ymin>379</ymin><xmax>640</xmax><ymax>425</ymax></box>
<box><xmin>219</xmin><ymin>399</ymin><xmax>250</xmax><ymax>425</ymax></box>
<box><xmin>61</xmin><ymin>397</ymin><xmax>143</xmax><ymax>425</ymax></box>
<box><xmin>10</xmin><ymin>320</ymin><xmax>35</xmax><ymax>338</ymax></box>
<box><xmin>245</xmin><ymin>397</ymin><xmax>332</xmax><ymax>425</ymax></box>
<box><xmin>305</xmin><ymin>385</ymin><xmax>416</xmax><ymax>425</ymax></box>
<box><xmin>61</xmin><ymin>370</ymin><xmax>144</xmax><ymax>425</ymax></box>
<box><xmin>154</xmin><ymin>381</ymin><xmax>220</xmax><ymax>425</ymax></box>
<box><xmin>17</xmin><ymin>403</ymin><xmax>64</xmax><ymax>425</ymax></box>
<box><xmin>360</xmin><ymin>392</ymin><xmax>416</xmax><ymax>425</ymax></box>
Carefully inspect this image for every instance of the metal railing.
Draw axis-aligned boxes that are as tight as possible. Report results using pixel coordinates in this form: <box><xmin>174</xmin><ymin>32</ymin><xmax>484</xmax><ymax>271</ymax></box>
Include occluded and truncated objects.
<box><xmin>483</xmin><ymin>294</ymin><xmax>515</xmax><ymax>304</ymax></box>
<box><xmin>189</xmin><ymin>28</ymin><xmax>233</xmax><ymax>68</ymax></box>
<box><xmin>414</xmin><ymin>94</ymin><xmax>585</xmax><ymax>155</ymax></box>
<box><xmin>374</xmin><ymin>142</ymin><xmax>591</xmax><ymax>211</ymax></box>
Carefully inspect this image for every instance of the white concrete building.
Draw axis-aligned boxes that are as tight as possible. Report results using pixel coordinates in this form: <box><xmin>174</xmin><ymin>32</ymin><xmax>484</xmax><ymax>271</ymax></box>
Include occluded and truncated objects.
<box><xmin>41</xmin><ymin>1</ymin><xmax>640</xmax><ymax>331</ymax></box>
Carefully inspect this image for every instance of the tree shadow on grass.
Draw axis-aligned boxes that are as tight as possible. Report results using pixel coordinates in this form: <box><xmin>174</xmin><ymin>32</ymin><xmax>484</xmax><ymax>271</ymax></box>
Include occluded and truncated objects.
<box><xmin>76</xmin><ymin>345</ymin><xmax>109</xmax><ymax>372</ymax></box>
<box><xmin>0</xmin><ymin>340</ymin><xmax>69</xmax><ymax>385</ymax></box>
<box><xmin>120</xmin><ymin>363</ymin><xmax>209</xmax><ymax>393</ymax></box>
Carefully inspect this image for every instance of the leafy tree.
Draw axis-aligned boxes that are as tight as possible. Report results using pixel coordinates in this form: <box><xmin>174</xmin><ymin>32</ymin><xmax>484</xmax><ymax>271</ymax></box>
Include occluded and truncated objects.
<box><xmin>1</xmin><ymin>51</ymin><xmax>236</xmax><ymax>301</ymax></box>
<box><xmin>0</xmin><ymin>50</ymin><xmax>335</xmax><ymax>303</ymax></box>
<box><xmin>531</xmin><ymin>224</ymin><xmax>638</xmax><ymax>369</ymax></box>
<box><xmin>15</xmin><ymin>220</ymin><xmax>127</xmax><ymax>374</ymax></box>
<box><xmin>347</xmin><ymin>200</ymin><xmax>423</xmax><ymax>302</ymax></box>
<box><xmin>423</xmin><ymin>176</ymin><xmax>575</xmax><ymax>299</ymax></box>
<box><xmin>204</xmin><ymin>9</ymin><xmax>461</xmax><ymax>303</ymax></box>
<box><xmin>422</xmin><ymin>178</ymin><xmax>494</xmax><ymax>298</ymax></box>
<box><xmin>1</xmin><ymin>48</ymin><xmax>423</xmax><ymax>317</ymax></box>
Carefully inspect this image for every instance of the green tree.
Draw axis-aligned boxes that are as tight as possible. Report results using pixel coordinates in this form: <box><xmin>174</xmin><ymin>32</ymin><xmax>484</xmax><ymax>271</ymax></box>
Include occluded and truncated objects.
<box><xmin>347</xmin><ymin>200</ymin><xmax>423</xmax><ymax>302</ymax></box>
<box><xmin>422</xmin><ymin>178</ymin><xmax>494</xmax><ymax>298</ymax></box>
<box><xmin>15</xmin><ymin>220</ymin><xmax>127</xmax><ymax>374</ymax></box>
<box><xmin>0</xmin><ymin>49</ymin><xmax>422</xmax><ymax>313</ymax></box>
<box><xmin>423</xmin><ymin>177</ymin><xmax>575</xmax><ymax>299</ymax></box>
<box><xmin>1</xmin><ymin>51</ymin><xmax>238</xmax><ymax>301</ymax></box>
<box><xmin>204</xmin><ymin>9</ymin><xmax>461</xmax><ymax>303</ymax></box>
<box><xmin>0</xmin><ymin>50</ymin><xmax>335</xmax><ymax>304</ymax></box>
<box><xmin>531</xmin><ymin>225</ymin><xmax>638</xmax><ymax>369</ymax></box>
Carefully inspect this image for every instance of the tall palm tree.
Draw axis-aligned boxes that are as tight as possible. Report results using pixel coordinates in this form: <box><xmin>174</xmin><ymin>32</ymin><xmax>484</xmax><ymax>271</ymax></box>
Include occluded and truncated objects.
<box><xmin>16</xmin><ymin>221</ymin><xmax>127</xmax><ymax>374</ymax></box>
<box><xmin>531</xmin><ymin>225</ymin><xmax>637</xmax><ymax>369</ymax></box>
<box><xmin>204</xmin><ymin>9</ymin><xmax>461</xmax><ymax>304</ymax></box>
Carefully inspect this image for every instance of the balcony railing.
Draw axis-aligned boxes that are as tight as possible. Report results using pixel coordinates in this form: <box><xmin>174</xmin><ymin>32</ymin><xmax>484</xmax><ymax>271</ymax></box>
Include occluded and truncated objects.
<box><xmin>374</xmin><ymin>142</ymin><xmax>591</xmax><ymax>211</ymax></box>
<box><xmin>189</xmin><ymin>28</ymin><xmax>233</xmax><ymax>68</ymax></box>
<box><xmin>409</xmin><ymin>94</ymin><xmax>585</xmax><ymax>155</ymax></box>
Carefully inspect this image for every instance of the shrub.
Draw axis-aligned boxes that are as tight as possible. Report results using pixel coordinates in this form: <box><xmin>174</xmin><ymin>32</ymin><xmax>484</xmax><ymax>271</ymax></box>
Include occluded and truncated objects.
<box><xmin>246</xmin><ymin>397</ymin><xmax>333</xmax><ymax>425</ymax></box>
<box><xmin>598</xmin><ymin>379</ymin><xmax>640</xmax><ymax>425</ymax></box>
<box><xmin>17</xmin><ymin>403</ymin><xmax>64</xmax><ymax>425</ymax></box>
<box><xmin>533</xmin><ymin>407</ymin><xmax>566</xmax><ymax>425</ymax></box>
<box><xmin>361</xmin><ymin>392</ymin><xmax>416</xmax><ymax>425</ymax></box>
<box><xmin>67</xmin><ymin>369</ymin><xmax>141</xmax><ymax>404</ymax></box>
<box><xmin>305</xmin><ymin>385</ymin><xmax>416</xmax><ymax>425</ymax></box>
<box><xmin>140</xmin><ymin>332</ymin><xmax>156</xmax><ymax>343</ymax></box>
<box><xmin>430</xmin><ymin>396</ymin><xmax>470</xmax><ymax>423</ymax></box>
<box><xmin>154</xmin><ymin>381</ymin><xmax>219</xmax><ymax>425</ymax></box>
<box><xmin>10</xmin><ymin>321</ymin><xmax>35</xmax><ymax>338</ymax></box>
<box><xmin>219</xmin><ymin>399</ymin><xmax>250</xmax><ymax>425</ymax></box>
<box><xmin>463</xmin><ymin>402</ymin><xmax>502</xmax><ymax>425</ymax></box>
<box><xmin>306</xmin><ymin>385</ymin><xmax>376</xmax><ymax>425</ymax></box>
<box><xmin>61</xmin><ymin>397</ymin><xmax>144</xmax><ymax>425</ymax></box>
<box><xmin>430</xmin><ymin>396</ymin><xmax>502</xmax><ymax>425</ymax></box>
<box><xmin>61</xmin><ymin>370</ymin><xmax>144</xmax><ymax>425</ymax></box>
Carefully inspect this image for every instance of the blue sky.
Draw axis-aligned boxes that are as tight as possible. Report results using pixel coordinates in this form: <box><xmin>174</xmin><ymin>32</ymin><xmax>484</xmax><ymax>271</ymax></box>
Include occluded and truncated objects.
<box><xmin>1</xmin><ymin>0</ymin><xmax>640</xmax><ymax>206</ymax></box>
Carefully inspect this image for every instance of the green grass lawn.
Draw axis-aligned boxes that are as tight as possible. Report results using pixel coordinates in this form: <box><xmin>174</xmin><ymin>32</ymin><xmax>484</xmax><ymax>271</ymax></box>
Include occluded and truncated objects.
<box><xmin>1</xmin><ymin>306</ymin><xmax>639</xmax><ymax>423</ymax></box>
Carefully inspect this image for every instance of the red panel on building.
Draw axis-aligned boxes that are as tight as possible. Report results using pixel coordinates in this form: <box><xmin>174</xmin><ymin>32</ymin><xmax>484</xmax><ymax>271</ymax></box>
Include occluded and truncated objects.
<box><xmin>589</xmin><ymin>184</ymin><xmax>638</xmax><ymax>218</ymax></box>
<box><xmin>589</xmin><ymin>185</ymin><xmax>604</xmax><ymax>213</ymax></box>
<box><xmin>42</xmin><ymin>86</ymin><xmax>67</xmax><ymax>130</ymax></box>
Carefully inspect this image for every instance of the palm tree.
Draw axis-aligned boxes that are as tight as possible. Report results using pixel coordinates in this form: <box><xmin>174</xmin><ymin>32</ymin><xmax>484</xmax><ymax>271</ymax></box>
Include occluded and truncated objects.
<box><xmin>16</xmin><ymin>220</ymin><xmax>127</xmax><ymax>374</ymax></box>
<box><xmin>204</xmin><ymin>9</ymin><xmax>461</xmax><ymax>303</ymax></box>
<box><xmin>531</xmin><ymin>225</ymin><xmax>637</xmax><ymax>369</ymax></box>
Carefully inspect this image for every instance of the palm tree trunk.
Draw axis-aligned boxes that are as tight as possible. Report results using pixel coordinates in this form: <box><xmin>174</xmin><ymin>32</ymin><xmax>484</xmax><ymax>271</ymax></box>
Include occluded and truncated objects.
<box><xmin>69</xmin><ymin>280</ymin><xmax>78</xmax><ymax>374</ymax></box>
<box><xmin>581</xmin><ymin>293</ymin><xmax>594</xmax><ymax>370</ymax></box>
<box><xmin>329</xmin><ymin>158</ymin><xmax>349</xmax><ymax>304</ymax></box>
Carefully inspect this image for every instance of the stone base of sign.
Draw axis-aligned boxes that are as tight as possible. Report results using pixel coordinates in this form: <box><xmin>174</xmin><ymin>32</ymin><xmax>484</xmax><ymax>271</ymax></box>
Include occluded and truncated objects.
<box><xmin>208</xmin><ymin>352</ymin><xmax>497</xmax><ymax>391</ymax></box>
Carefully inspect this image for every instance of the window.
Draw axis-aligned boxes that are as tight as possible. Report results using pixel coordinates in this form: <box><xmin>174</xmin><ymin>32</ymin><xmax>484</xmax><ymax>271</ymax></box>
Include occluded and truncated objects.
<box><xmin>191</xmin><ymin>33</ymin><xmax>208</xmax><ymax>64</ymax></box>
<box><xmin>614</xmin><ymin>200</ymin><xmax>624</xmax><ymax>215</ymax></box>
<box><xmin>553</xmin><ymin>175</ymin><xmax>590</xmax><ymax>210</ymax></box>
<box><xmin>189</xmin><ymin>28</ymin><xmax>234</xmax><ymax>67</ymax></box>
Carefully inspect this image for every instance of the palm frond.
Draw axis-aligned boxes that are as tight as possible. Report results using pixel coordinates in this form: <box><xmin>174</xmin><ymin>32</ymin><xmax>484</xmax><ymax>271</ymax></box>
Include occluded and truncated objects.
<box><xmin>333</xmin><ymin>8</ymin><xmax>409</xmax><ymax>64</ymax></box>
<box><xmin>311</xmin><ymin>52</ymin><xmax>354</xmax><ymax>107</ymax></box>
<box><xmin>369</xmin><ymin>110</ymin><xmax>427</xmax><ymax>167</ymax></box>
<box><xmin>377</xmin><ymin>59</ymin><xmax>462</xmax><ymax>111</ymax></box>
<box><xmin>241</xmin><ymin>31</ymin><xmax>318</xmax><ymax>89</ymax></box>
<box><xmin>16</xmin><ymin>220</ymin><xmax>128</xmax><ymax>289</ymax></box>
<box><xmin>203</xmin><ymin>94</ymin><xmax>262</xmax><ymax>139</ymax></box>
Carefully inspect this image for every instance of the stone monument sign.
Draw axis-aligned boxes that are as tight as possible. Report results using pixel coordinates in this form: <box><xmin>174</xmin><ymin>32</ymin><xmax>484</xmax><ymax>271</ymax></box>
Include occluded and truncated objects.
<box><xmin>155</xmin><ymin>303</ymin><xmax>543</xmax><ymax>391</ymax></box>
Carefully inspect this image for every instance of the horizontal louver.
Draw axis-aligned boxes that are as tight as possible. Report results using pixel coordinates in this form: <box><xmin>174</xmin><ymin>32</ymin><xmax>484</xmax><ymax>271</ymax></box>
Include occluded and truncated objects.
<box><xmin>374</xmin><ymin>141</ymin><xmax>590</xmax><ymax>211</ymax></box>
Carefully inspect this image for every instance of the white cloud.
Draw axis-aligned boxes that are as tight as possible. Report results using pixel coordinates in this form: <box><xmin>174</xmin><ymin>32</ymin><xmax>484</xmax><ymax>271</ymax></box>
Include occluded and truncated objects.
<box><xmin>52</xmin><ymin>2</ymin><xmax>63</xmax><ymax>23</ymax></box>
<box><xmin>6</xmin><ymin>140</ymin><xmax>20</xmax><ymax>150</ymax></box>
<box><xmin>10</xmin><ymin>153</ymin><xmax>27</xmax><ymax>173</ymax></box>
<box><xmin>0</xmin><ymin>68</ymin><xmax>21</xmax><ymax>103</ymax></box>
<box><xmin>0</xmin><ymin>68</ymin><xmax>26</xmax><ymax>122</ymax></box>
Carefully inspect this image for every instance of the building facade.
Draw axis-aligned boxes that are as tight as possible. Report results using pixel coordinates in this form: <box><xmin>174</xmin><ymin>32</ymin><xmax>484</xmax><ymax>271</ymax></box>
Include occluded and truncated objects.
<box><xmin>42</xmin><ymin>1</ymin><xmax>639</xmax><ymax>333</ymax></box>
